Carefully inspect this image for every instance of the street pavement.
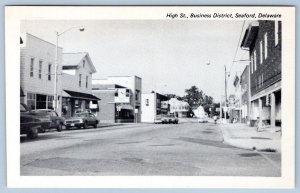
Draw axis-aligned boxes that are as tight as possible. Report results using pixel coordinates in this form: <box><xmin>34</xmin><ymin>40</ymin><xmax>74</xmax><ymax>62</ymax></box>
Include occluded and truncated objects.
<box><xmin>20</xmin><ymin>122</ymin><xmax>281</xmax><ymax>176</ymax></box>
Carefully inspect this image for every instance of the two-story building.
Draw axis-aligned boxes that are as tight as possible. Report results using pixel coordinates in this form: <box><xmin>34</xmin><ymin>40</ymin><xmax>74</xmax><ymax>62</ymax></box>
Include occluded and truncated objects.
<box><xmin>240</xmin><ymin>65</ymin><xmax>250</xmax><ymax>124</ymax></box>
<box><xmin>241</xmin><ymin>20</ymin><xmax>282</xmax><ymax>130</ymax></box>
<box><xmin>92</xmin><ymin>76</ymin><xmax>142</xmax><ymax>122</ymax></box>
<box><xmin>168</xmin><ymin>98</ymin><xmax>190</xmax><ymax>117</ymax></box>
<box><xmin>61</xmin><ymin>52</ymin><xmax>100</xmax><ymax>117</ymax></box>
<box><xmin>92</xmin><ymin>84</ymin><xmax>132</xmax><ymax>123</ymax></box>
<box><xmin>20</xmin><ymin>33</ymin><xmax>63</xmax><ymax>113</ymax></box>
<box><xmin>141</xmin><ymin>92</ymin><xmax>168</xmax><ymax>123</ymax></box>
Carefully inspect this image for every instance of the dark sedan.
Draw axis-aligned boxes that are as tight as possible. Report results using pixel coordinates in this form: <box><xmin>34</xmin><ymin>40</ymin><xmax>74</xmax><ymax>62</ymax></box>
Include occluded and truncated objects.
<box><xmin>20</xmin><ymin>103</ymin><xmax>51</xmax><ymax>139</ymax></box>
<box><xmin>31</xmin><ymin>109</ymin><xmax>65</xmax><ymax>132</ymax></box>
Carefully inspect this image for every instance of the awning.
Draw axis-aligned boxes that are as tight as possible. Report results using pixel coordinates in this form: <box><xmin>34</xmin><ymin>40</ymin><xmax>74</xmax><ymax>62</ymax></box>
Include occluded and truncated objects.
<box><xmin>20</xmin><ymin>87</ymin><xmax>25</xmax><ymax>97</ymax></box>
<box><xmin>63</xmin><ymin>90</ymin><xmax>100</xmax><ymax>101</ymax></box>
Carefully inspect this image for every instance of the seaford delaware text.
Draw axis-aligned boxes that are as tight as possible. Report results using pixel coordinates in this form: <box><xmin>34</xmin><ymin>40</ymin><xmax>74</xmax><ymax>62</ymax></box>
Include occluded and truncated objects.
<box><xmin>166</xmin><ymin>13</ymin><xmax>282</xmax><ymax>19</ymax></box>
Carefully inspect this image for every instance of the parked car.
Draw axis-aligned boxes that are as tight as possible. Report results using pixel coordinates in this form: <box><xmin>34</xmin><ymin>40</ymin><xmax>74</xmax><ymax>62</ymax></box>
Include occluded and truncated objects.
<box><xmin>198</xmin><ymin>117</ymin><xmax>208</xmax><ymax>123</ymax></box>
<box><xmin>20</xmin><ymin>103</ymin><xmax>51</xmax><ymax>139</ymax></box>
<box><xmin>162</xmin><ymin>114</ymin><xmax>178</xmax><ymax>124</ymax></box>
<box><xmin>31</xmin><ymin>109</ymin><xmax>65</xmax><ymax>132</ymax></box>
<box><xmin>65</xmin><ymin>112</ymin><xmax>99</xmax><ymax>129</ymax></box>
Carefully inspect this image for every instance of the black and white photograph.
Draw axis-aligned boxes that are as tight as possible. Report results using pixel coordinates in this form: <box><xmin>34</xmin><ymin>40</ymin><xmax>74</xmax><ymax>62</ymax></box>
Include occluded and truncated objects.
<box><xmin>5</xmin><ymin>6</ymin><xmax>295</xmax><ymax>188</ymax></box>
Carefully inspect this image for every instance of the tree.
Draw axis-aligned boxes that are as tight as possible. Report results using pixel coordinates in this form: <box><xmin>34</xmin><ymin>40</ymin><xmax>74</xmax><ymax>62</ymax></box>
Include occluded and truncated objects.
<box><xmin>182</xmin><ymin>85</ymin><xmax>214</xmax><ymax>114</ymax></box>
<box><xmin>164</xmin><ymin>93</ymin><xmax>182</xmax><ymax>100</ymax></box>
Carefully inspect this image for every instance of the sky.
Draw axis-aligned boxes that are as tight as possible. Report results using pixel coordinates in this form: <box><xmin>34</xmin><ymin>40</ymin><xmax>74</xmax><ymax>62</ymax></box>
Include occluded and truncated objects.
<box><xmin>21</xmin><ymin>20</ymin><xmax>250</xmax><ymax>102</ymax></box>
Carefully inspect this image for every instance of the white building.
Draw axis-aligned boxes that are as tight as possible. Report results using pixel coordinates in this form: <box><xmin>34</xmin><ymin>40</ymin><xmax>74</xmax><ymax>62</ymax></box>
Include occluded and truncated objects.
<box><xmin>20</xmin><ymin>33</ymin><xmax>63</xmax><ymax>113</ymax></box>
<box><xmin>168</xmin><ymin>98</ymin><xmax>190</xmax><ymax>117</ymax></box>
<box><xmin>60</xmin><ymin>52</ymin><xmax>99</xmax><ymax>117</ymax></box>
<box><xmin>141</xmin><ymin>92</ymin><xmax>168</xmax><ymax>123</ymax></box>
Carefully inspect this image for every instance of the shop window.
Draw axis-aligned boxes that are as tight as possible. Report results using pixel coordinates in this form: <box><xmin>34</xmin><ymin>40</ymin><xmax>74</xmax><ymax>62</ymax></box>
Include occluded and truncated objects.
<box><xmin>39</xmin><ymin>60</ymin><xmax>42</xmax><ymax>79</ymax></box>
<box><xmin>48</xmin><ymin>64</ymin><xmax>51</xmax><ymax>81</ymax></box>
<box><xmin>126</xmin><ymin>89</ymin><xmax>130</xmax><ymax>97</ymax></box>
<box><xmin>36</xmin><ymin>94</ymin><xmax>47</xmax><ymax>109</ymax></box>
<box><xmin>79</xmin><ymin>74</ymin><xmax>82</xmax><ymax>87</ymax></box>
<box><xmin>86</xmin><ymin>76</ymin><xmax>88</xmax><ymax>88</ymax></box>
<box><xmin>259</xmin><ymin>40</ymin><xmax>263</xmax><ymax>64</ymax></box>
<box><xmin>47</xmin><ymin>96</ymin><xmax>54</xmax><ymax>109</ymax></box>
<box><xmin>27</xmin><ymin>93</ymin><xmax>36</xmax><ymax>110</ymax></box>
<box><xmin>30</xmin><ymin>58</ymin><xmax>34</xmax><ymax>77</ymax></box>
<box><xmin>264</xmin><ymin>33</ymin><xmax>268</xmax><ymax>59</ymax></box>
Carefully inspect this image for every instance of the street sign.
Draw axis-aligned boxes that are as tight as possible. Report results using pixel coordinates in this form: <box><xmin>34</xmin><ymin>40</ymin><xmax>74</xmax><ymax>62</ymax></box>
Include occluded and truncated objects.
<box><xmin>134</xmin><ymin>108</ymin><xmax>139</xmax><ymax>113</ymax></box>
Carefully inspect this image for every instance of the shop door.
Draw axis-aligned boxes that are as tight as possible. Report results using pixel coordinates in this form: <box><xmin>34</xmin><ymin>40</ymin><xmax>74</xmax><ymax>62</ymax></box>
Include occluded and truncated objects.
<box><xmin>36</xmin><ymin>94</ymin><xmax>47</xmax><ymax>109</ymax></box>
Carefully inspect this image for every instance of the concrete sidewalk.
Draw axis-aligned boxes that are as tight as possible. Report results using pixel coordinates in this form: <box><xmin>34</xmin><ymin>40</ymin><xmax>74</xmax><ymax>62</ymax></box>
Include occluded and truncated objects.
<box><xmin>220</xmin><ymin>123</ymin><xmax>281</xmax><ymax>152</ymax></box>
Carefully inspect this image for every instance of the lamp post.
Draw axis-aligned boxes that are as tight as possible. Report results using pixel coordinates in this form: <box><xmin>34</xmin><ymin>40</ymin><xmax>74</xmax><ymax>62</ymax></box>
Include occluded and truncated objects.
<box><xmin>54</xmin><ymin>26</ymin><xmax>85</xmax><ymax>112</ymax></box>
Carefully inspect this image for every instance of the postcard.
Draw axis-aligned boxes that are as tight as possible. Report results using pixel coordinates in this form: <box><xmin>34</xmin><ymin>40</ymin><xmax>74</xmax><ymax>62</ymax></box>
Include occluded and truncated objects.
<box><xmin>5</xmin><ymin>6</ymin><xmax>295</xmax><ymax>188</ymax></box>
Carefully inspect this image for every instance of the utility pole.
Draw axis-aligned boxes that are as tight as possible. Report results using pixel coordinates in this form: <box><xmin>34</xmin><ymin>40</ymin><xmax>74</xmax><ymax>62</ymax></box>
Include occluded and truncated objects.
<box><xmin>224</xmin><ymin>65</ymin><xmax>228</xmax><ymax>123</ymax></box>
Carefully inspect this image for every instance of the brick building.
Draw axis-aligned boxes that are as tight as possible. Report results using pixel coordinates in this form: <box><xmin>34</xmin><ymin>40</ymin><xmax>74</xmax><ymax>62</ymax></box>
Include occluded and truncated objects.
<box><xmin>92</xmin><ymin>76</ymin><xmax>142</xmax><ymax>122</ymax></box>
<box><xmin>241</xmin><ymin>20</ymin><xmax>282</xmax><ymax>130</ymax></box>
<box><xmin>20</xmin><ymin>33</ymin><xmax>63</xmax><ymax>112</ymax></box>
<box><xmin>240</xmin><ymin>65</ymin><xmax>250</xmax><ymax>124</ymax></box>
<box><xmin>92</xmin><ymin>84</ymin><xmax>132</xmax><ymax>123</ymax></box>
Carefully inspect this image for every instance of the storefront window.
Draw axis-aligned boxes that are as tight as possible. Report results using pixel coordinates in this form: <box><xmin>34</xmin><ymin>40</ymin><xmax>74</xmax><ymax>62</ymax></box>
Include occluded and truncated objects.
<box><xmin>36</xmin><ymin>94</ymin><xmax>47</xmax><ymax>109</ymax></box>
<box><xmin>27</xmin><ymin>93</ymin><xmax>36</xmax><ymax>110</ymax></box>
<box><xmin>47</xmin><ymin>96</ymin><xmax>54</xmax><ymax>109</ymax></box>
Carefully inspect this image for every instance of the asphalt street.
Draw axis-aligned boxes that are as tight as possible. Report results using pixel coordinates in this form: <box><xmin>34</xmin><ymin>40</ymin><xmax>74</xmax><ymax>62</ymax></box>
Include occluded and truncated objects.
<box><xmin>20</xmin><ymin>122</ymin><xmax>281</xmax><ymax>176</ymax></box>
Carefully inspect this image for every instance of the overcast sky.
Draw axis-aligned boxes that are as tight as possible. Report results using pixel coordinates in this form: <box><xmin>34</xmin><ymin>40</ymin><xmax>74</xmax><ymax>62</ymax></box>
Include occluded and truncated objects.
<box><xmin>21</xmin><ymin>20</ymin><xmax>249</xmax><ymax>102</ymax></box>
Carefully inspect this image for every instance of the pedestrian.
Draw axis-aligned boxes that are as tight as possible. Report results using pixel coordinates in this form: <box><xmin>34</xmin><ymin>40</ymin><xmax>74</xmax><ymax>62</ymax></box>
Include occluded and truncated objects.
<box><xmin>256</xmin><ymin>117</ymin><xmax>265</xmax><ymax>132</ymax></box>
<box><xmin>213</xmin><ymin>115</ymin><xmax>218</xmax><ymax>124</ymax></box>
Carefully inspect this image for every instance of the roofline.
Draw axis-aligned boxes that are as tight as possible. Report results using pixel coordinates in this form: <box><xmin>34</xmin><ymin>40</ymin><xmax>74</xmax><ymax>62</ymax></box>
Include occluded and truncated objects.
<box><xmin>22</xmin><ymin>33</ymin><xmax>63</xmax><ymax>49</ymax></box>
<box><xmin>62</xmin><ymin>52</ymin><xmax>97</xmax><ymax>73</ymax></box>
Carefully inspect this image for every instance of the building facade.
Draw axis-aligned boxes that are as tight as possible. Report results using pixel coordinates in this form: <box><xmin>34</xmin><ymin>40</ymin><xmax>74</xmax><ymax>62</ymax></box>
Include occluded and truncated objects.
<box><xmin>92</xmin><ymin>84</ymin><xmax>133</xmax><ymax>123</ymax></box>
<box><xmin>168</xmin><ymin>98</ymin><xmax>190</xmax><ymax>117</ymax></box>
<box><xmin>240</xmin><ymin>65</ymin><xmax>250</xmax><ymax>124</ymax></box>
<box><xmin>92</xmin><ymin>76</ymin><xmax>142</xmax><ymax>122</ymax></box>
<box><xmin>20</xmin><ymin>33</ymin><xmax>63</xmax><ymax>113</ymax></box>
<box><xmin>241</xmin><ymin>20</ymin><xmax>282</xmax><ymax>129</ymax></box>
<box><xmin>141</xmin><ymin>92</ymin><xmax>168</xmax><ymax>123</ymax></box>
<box><xmin>61</xmin><ymin>52</ymin><xmax>99</xmax><ymax>117</ymax></box>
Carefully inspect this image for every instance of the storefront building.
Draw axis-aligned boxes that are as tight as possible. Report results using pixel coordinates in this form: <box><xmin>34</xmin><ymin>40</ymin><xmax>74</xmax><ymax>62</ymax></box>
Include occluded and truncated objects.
<box><xmin>61</xmin><ymin>52</ymin><xmax>100</xmax><ymax>117</ymax></box>
<box><xmin>241</xmin><ymin>20</ymin><xmax>282</xmax><ymax>130</ymax></box>
<box><xmin>93</xmin><ymin>76</ymin><xmax>142</xmax><ymax>123</ymax></box>
<box><xmin>20</xmin><ymin>33</ymin><xmax>63</xmax><ymax>112</ymax></box>
<box><xmin>141</xmin><ymin>92</ymin><xmax>168</xmax><ymax>123</ymax></box>
<box><xmin>92</xmin><ymin>84</ymin><xmax>133</xmax><ymax>123</ymax></box>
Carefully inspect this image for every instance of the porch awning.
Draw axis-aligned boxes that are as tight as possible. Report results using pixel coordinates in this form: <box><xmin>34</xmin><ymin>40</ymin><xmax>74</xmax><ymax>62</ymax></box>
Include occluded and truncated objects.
<box><xmin>63</xmin><ymin>90</ymin><xmax>100</xmax><ymax>101</ymax></box>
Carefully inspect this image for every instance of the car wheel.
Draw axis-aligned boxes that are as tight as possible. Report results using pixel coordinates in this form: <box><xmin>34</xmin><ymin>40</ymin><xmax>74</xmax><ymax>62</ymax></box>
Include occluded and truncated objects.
<box><xmin>83</xmin><ymin>122</ymin><xmax>88</xmax><ymax>129</ymax></box>
<box><xmin>27</xmin><ymin>126</ymin><xmax>38</xmax><ymax>139</ymax></box>
<box><xmin>93</xmin><ymin>121</ymin><xmax>98</xmax><ymax>128</ymax></box>
<box><xmin>57</xmin><ymin>124</ymin><xmax>63</xmax><ymax>132</ymax></box>
<box><xmin>66</xmin><ymin>126</ymin><xmax>70</xmax><ymax>130</ymax></box>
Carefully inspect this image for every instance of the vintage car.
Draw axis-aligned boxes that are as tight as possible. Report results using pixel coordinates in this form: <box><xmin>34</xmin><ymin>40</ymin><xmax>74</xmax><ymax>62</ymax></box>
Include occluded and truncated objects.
<box><xmin>20</xmin><ymin>103</ymin><xmax>51</xmax><ymax>139</ymax></box>
<box><xmin>161</xmin><ymin>114</ymin><xmax>179</xmax><ymax>124</ymax></box>
<box><xmin>65</xmin><ymin>112</ymin><xmax>99</xmax><ymax>129</ymax></box>
<box><xmin>31</xmin><ymin>109</ymin><xmax>65</xmax><ymax>132</ymax></box>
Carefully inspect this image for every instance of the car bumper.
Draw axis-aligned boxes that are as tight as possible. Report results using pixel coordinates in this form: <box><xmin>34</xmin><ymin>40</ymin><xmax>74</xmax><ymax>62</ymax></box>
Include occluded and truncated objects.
<box><xmin>65</xmin><ymin>123</ymin><xmax>84</xmax><ymax>128</ymax></box>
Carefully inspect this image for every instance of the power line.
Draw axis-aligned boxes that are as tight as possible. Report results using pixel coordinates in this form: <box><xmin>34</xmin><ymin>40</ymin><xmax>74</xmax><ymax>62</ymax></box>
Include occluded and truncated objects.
<box><xmin>229</xmin><ymin>20</ymin><xmax>246</xmax><ymax>74</ymax></box>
